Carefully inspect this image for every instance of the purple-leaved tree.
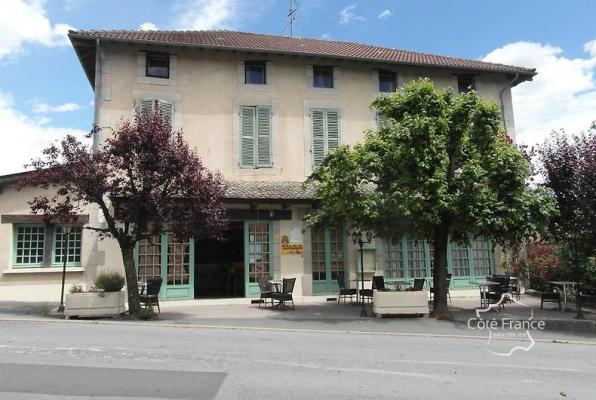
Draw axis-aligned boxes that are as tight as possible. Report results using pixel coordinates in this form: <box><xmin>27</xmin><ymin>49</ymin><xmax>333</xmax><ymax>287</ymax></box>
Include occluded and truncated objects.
<box><xmin>18</xmin><ymin>104</ymin><xmax>228</xmax><ymax>315</ymax></box>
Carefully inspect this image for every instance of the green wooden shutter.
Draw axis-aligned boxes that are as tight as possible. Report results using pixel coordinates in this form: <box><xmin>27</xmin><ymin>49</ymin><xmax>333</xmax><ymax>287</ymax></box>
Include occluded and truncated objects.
<box><xmin>326</xmin><ymin>110</ymin><xmax>340</xmax><ymax>153</ymax></box>
<box><xmin>312</xmin><ymin>109</ymin><xmax>326</xmax><ymax>166</ymax></box>
<box><xmin>256</xmin><ymin>106</ymin><xmax>272</xmax><ymax>167</ymax></box>
<box><xmin>157</xmin><ymin>100</ymin><xmax>174</xmax><ymax>131</ymax></box>
<box><xmin>240</xmin><ymin>106</ymin><xmax>256</xmax><ymax>167</ymax></box>
<box><xmin>140</xmin><ymin>99</ymin><xmax>154</xmax><ymax>121</ymax></box>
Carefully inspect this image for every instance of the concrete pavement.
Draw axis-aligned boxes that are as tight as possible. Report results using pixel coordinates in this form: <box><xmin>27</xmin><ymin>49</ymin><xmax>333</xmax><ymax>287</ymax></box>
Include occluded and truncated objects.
<box><xmin>1</xmin><ymin>318</ymin><xmax>595</xmax><ymax>399</ymax></box>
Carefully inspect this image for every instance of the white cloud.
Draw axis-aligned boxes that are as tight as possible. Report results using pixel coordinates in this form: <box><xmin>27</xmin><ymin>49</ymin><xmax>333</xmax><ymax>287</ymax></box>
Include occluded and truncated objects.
<box><xmin>378</xmin><ymin>9</ymin><xmax>393</xmax><ymax>19</ymax></box>
<box><xmin>0</xmin><ymin>0</ymin><xmax>74</xmax><ymax>59</ymax></box>
<box><xmin>321</xmin><ymin>33</ymin><xmax>331</xmax><ymax>40</ymax></box>
<box><xmin>0</xmin><ymin>91</ymin><xmax>87</xmax><ymax>174</ymax></box>
<box><xmin>139</xmin><ymin>22</ymin><xmax>158</xmax><ymax>31</ymax></box>
<box><xmin>175</xmin><ymin>0</ymin><xmax>237</xmax><ymax>30</ymax></box>
<box><xmin>32</xmin><ymin>102</ymin><xmax>81</xmax><ymax>113</ymax></box>
<box><xmin>339</xmin><ymin>4</ymin><xmax>365</xmax><ymax>25</ymax></box>
<box><xmin>483</xmin><ymin>40</ymin><xmax>596</xmax><ymax>146</ymax></box>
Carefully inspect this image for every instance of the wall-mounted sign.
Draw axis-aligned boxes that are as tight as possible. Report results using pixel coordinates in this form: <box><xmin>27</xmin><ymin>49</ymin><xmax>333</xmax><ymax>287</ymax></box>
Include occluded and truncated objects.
<box><xmin>281</xmin><ymin>243</ymin><xmax>304</xmax><ymax>255</ymax></box>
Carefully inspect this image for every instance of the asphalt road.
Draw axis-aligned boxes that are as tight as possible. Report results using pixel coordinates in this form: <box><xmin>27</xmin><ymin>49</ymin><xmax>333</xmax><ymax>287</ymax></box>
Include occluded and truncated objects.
<box><xmin>0</xmin><ymin>320</ymin><xmax>595</xmax><ymax>399</ymax></box>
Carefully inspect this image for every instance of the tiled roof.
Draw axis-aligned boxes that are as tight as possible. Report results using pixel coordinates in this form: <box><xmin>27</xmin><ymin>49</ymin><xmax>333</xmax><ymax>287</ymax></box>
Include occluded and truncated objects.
<box><xmin>225</xmin><ymin>181</ymin><xmax>313</xmax><ymax>200</ymax></box>
<box><xmin>68</xmin><ymin>30</ymin><xmax>535</xmax><ymax>76</ymax></box>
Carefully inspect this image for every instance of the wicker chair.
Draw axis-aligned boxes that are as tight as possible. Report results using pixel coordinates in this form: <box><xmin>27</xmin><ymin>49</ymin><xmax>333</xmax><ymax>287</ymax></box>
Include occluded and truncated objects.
<box><xmin>139</xmin><ymin>277</ymin><xmax>163</xmax><ymax>314</ymax></box>
<box><xmin>271</xmin><ymin>278</ymin><xmax>296</xmax><ymax>310</ymax></box>
<box><xmin>257</xmin><ymin>276</ymin><xmax>274</xmax><ymax>308</ymax></box>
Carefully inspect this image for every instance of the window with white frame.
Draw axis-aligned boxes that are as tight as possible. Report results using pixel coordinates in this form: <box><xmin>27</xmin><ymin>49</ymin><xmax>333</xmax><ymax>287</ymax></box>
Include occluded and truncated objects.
<box><xmin>52</xmin><ymin>226</ymin><xmax>83</xmax><ymax>266</ymax></box>
<box><xmin>14</xmin><ymin>225</ymin><xmax>46</xmax><ymax>266</ymax></box>
<box><xmin>451</xmin><ymin>241</ymin><xmax>471</xmax><ymax>276</ymax></box>
<box><xmin>407</xmin><ymin>239</ymin><xmax>426</xmax><ymax>278</ymax></box>
<box><xmin>239</xmin><ymin>105</ymin><xmax>272</xmax><ymax>168</ymax></box>
<box><xmin>145</xmin><ymin>53</ymin><xmax>170</xmax><ymax>79</ymax></box>
<box><xmin>472</xmin><ymin>238</ymin><xmax>492</xmax><ymax>276</ymax></box>
<box><xmin>311</xmin><ymin>108</ymin><xmax>340</xmax><ymax>166</ymax></box>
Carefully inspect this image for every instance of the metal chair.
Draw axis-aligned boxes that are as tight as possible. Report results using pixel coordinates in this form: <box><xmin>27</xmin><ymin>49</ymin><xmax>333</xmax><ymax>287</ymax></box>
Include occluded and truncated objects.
<box><xmin>271</xmin><ymin>278</ymin><xmax>296</xmax><ymax>310</ymax></box>
<box><xmin>540</xmin><ymin>283</ymin><xmax>561</xmax><ymax>311</ymax></box>
<box><xmin>257</xmin><ymin>275</ymin><xmax>274</xmax><ymax>308</ymax></box>
<box><xmin>412</xmin><ymin>278</ymin><xmax>425</xmax><ymax>291</ymax></box>
<box><xmin>337</xmin><ymin>272</ymin><xmax>357</xmax><ymax>304</ymax></box>
<box><xmin>372</xmin><ymin>275</ymin><xmax>387</xmax><ymax>291</ymax></box>
<box><xmin>429</xmin><ymin>276</ymin><xmax>451</xmax><ymax>302</ymax></box>
<box><xmin>139</xmin><ymin>277</ymin><xmax>162</xmax><ymax>314</ymax></box>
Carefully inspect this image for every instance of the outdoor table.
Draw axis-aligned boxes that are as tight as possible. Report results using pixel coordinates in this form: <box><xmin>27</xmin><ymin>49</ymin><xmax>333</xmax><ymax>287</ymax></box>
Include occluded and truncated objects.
<box><xmin>549</xmin><ymin>281</ymin><xmax>576</xmax><ymax>312</ymax></box>
<box><xmin>476</xmin><ymin>280</ymin><xmax>500</xmax><ymax>308</ymax></box>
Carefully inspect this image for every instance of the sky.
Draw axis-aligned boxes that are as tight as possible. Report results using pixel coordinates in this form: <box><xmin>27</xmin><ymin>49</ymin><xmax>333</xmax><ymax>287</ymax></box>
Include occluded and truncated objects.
<box><xmin>0</xmin><ymin>0</ymin><xmax>595</xmax><ymax>174</ymax></box>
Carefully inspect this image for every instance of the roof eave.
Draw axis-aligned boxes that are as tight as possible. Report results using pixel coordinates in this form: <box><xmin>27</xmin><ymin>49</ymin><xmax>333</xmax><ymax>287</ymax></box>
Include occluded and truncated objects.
<box><xmin>67</xmin><ymin>32</ymin><xmax>536</xmax><ymax>79</ymax></box>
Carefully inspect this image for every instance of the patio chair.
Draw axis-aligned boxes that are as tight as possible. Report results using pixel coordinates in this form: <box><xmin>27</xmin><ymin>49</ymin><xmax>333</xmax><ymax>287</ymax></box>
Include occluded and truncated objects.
<box><xmin>429</xmin><ymin>277</ymin><xmax>451</xmax><ymax>302</ymax></box>
<box><xmin>337</xmin><ymin>272</ymin><xmax>357</xmax><ymax>304</ymax></box>
<box><xmin>139</xmin><ymin>277</ymin><xmax>162</xmax><ymax>314</ymax></box>
<box><xmin>540</xmin><ymin>283</ymin><xmax>561</xmax><ymax>311</ymax></box>
<box><xmin>372</xmin><ymin>276</ymin><xmax>387</xmax><ymax>291</ymax></box>
<box><xmin>412</xmin><ymin>278</ymin><xmax>425</xmax><ymax>291</ymax></box>
<box><xmin>492</xmin><ymin>275</ymin><xmax>511</xmax><ymax>303</ymax></box>
<box><xmin>481</xmin><ymin>282</ymin><xmax>506</xmax><ymax>310</ymax></box>
<box><xmin>271</xmin><ymin>278</ymin><xmax>296</xmax><ymax>310</ymax></box>
<box><xmin>508</xmin><ymin>275</ymin><xmax>520</xmax><ymax>300</ymax></box>
<box><xmin>257</xmin><ymin>275</ymin><xmax>274</xmax><ymax>308</ymax></box>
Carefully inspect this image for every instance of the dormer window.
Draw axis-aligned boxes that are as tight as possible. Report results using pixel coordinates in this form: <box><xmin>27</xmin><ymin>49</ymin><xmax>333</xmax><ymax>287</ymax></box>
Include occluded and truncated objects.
<box><xmin>457</xmin><ymin>75</ymin><xmax>476</xmax><ymax>93</ymax></box>
<box><xmin>378</xmin><ymin>70</ymin><xmax>396</xmax><ymax>92</ymax></box>
<box><xmin>245</xmin><ymin>61</ymin><xmax>267</xmax><ymax>84</ymax></box>
<box><xmin>313</xmin><ymin>66</ymin><xmax>334</xmax><ymax>88</ymax></box>
<box><xmin>146</xmin><ymin>53</ymin><xmax>170</xmax><ymax>79</ymax></box>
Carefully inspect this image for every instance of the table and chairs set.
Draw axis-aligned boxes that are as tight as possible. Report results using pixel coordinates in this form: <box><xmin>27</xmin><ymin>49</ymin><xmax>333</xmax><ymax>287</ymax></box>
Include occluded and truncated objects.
<box><xmin>257</xmin><ymin>276</ymin><xmax>296</xmax><ymax>310</ymax></box>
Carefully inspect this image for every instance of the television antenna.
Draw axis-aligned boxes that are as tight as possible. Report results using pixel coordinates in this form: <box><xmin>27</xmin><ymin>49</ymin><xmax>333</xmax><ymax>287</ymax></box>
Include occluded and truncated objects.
<box><xmin>285</xmin><ymin>0</ymin><xmax>298</xmax><ymax>37</ymax></box>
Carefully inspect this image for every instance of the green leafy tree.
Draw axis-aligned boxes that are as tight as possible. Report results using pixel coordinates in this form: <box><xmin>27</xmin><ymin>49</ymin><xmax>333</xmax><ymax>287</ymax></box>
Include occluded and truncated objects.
<box><xmin>306</xmin><ymin>79</ymin><xmax>555</xmax><ymax>319</ymax></box>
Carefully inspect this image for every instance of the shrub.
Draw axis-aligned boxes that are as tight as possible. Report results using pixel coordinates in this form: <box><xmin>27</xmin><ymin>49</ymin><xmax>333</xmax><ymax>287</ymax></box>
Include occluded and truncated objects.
<box><xmin>139</xmin><ymin>306</ymin><xmax>156</xmax><ymax>320</ymax></box>
<box><xmin>94</xmin><ymin>271</ymin><xmax>125</xmax><ymax>292</ymax></box>
<box><xmin>516</xmin><ymin>243</ymin><xmax>559</xmax><ymax>290</ymax></box>
<box><xmin>69</xmin><ymin>283</ymin><xmax>83</xmax><ymax>294</ymax></box>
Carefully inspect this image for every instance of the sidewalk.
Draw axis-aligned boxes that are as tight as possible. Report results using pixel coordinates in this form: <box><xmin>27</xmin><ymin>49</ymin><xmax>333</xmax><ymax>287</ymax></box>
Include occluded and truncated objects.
<box><xmin>1</xmin><ymin>294</ymin><xmax>594</xmax><ymax>342</ymax></box>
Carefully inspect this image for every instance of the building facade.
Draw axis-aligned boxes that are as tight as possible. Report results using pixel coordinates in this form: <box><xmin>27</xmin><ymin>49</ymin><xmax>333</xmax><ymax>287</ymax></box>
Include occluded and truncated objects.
<box><xmin>0</xmin><ymin>31</ymin><xmax>535</xmax><ymax>301</ymax></box>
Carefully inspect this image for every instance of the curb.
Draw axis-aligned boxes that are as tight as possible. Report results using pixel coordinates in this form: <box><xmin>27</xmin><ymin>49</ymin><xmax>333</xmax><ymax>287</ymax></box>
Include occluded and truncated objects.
<box><xmin>1</xmin><ymin>316</ymin><xmax>595</xmax><ymax>345</ymax></box>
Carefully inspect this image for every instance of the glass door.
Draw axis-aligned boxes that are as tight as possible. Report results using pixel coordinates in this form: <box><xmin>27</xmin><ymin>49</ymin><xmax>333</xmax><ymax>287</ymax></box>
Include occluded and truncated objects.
<box><xmin>312</xmin><ymin>228</ymin><xmax>344</xmax><ymax>295</ymax></box>
<box><xmin>244</xmin><ymin>222</ymin><xmax>272</xmax><ymax>297</ymax></box>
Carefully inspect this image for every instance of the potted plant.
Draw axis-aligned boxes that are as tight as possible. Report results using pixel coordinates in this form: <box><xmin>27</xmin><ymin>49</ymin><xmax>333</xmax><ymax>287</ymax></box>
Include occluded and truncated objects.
<box><xmin>64</xmin><ymin>271</ymin><xmax>126</xmax><ymax>318</ymax></box>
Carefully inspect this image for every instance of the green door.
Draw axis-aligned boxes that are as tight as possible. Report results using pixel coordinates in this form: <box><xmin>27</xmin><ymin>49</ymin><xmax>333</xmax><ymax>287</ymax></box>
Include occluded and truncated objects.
<box><xmin>311</xmin><ymin>228</ymin><xmax>344</xmax><ymax>295</ymax></box>
<box><xmin>244</xmin><ymin>221</ymin><xmax>272</xmax><ymax>298</ymax></box>
<box><xmin>136</xmin><ymin>233</ymin><xmax>194</xmax><ymax>300</ymax></box>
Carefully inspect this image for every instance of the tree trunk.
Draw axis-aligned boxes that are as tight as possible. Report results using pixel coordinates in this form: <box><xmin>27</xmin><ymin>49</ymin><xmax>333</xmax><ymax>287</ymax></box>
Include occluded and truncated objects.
<box><xmin>121</xmin><ymin>245</ymin><xmax>141</xmax><ymax>316</ymax></box>
<box><xmin>431</xmin><ymin>223</ymin><xmax>452</xmax><ymax>320</ymax></box>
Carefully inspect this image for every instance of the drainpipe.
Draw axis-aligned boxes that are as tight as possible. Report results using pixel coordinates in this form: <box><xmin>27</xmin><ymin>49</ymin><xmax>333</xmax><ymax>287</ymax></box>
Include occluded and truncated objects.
<box><xmin>92</xmin><ymin>38</ymin><xmax>102</xmax><ymax>152</ymax></box>
<box><xmin>499</xmin><ymin>73</ymin><xmax>519</xmax><ymax>136</ymax></box>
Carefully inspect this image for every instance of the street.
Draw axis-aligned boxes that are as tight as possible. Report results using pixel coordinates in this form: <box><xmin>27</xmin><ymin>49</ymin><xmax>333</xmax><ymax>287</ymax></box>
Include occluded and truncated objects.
<box><xmin>0</xmin><ymin>320</ymin><xmax>595</xmax><ymax>399</ymax></box>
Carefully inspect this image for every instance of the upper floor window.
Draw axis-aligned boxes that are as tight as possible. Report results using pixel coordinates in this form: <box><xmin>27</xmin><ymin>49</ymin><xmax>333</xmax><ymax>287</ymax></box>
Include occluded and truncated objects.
<box><xmin>240</xmin><ymin>106</ymin><xmax>272</xmax><ymax>168</ymax></box>
<box><xmin>139</xmin><ymin>99</ymin><xmax>174</xmax><ymax>130</ymax></box>
<box><xmin>245</xmin><ymin>61</ymin><xmax>267</xmax><ymax>84</ymax></box>
<box><xmin>311</xmin><ymin>108</ymin><xmax>340</xmax><ymax>166</ymax></box>
<box><xmin>457</xmin><ymin>75</ymin><xmax>476</xmax><ymax>93</ymax></box>
<box><xmin>146</xmin><ymin>53</ymin><xmax>170</xmax><ymax>79</ymax></box>
<box><xmin>378</xmin><ymin>70</ymin><xmax>396</xmax><ymax>92</ymax></box>
<box><xmin>313</xmin><ymin>66</ymin><xmax>334</xmax><ymax>88</ymax></box>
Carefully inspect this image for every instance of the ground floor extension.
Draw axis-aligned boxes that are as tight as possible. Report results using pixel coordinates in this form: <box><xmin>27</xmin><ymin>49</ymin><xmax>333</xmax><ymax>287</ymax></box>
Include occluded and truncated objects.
<box><xmin>0</xmin><ymin>180</ymin><xmax>500</xmax><ymax>302</ymax></box>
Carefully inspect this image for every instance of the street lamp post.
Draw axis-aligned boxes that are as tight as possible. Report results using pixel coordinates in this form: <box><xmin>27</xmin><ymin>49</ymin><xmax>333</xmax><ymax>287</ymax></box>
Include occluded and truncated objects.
<box><xmin>352</xmin><ymin>230</ymin><xmax>373</xmax><ymax>317</ymax></box>
<box><xmin>56</xmin><ymin>225</ymin><xmax>72</xmax><ymax>313</ymax></box>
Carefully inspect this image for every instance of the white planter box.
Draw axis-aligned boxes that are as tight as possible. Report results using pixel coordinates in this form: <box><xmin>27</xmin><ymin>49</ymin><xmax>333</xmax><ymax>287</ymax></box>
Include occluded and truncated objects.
<box><xmin>65</xmin><ymin>291</ymin><xmax>126</xmax><ymax>318</ymax></box>
<box><xmin>373</xmin><ymin>290</ymin><xmax>428</xmax><ymax>317</ymax></box>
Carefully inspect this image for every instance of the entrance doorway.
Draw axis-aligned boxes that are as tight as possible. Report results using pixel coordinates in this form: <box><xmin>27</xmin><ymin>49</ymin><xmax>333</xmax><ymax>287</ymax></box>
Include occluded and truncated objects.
<box><xmin>194</xmin><ymin>221</ymin><xmax>244</xmax><ymax>298</ymax></box>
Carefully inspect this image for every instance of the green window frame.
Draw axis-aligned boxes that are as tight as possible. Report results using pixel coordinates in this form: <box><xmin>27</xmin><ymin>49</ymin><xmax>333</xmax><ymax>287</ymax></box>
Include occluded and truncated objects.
<box><xmin>471</xmin><ymin>237</ymin><xmax>492</xmax><ymax>276</ymax></box>
<box><xmin>239</xmin><ymin>105</ymin><xmax>272</xmax><ymax>168</ymax></box>
<box><xmin>13</xmin><ymin>224</ymin><xmax>46</xmax><ymax>267</ymax></box>
<box><xmin>247</xmin><ymin>222</ymin><xmax>271</xmax><ymax>283</ymax></box>
<box><xmin>384</xmin><ymin>238</ymin><xmax>404</xmax><ymax>279</ymax></box>
<box><xmin>450</xmin><ymin>241</ymin><xmax>471</xmax><ymax>277</ymax></box>
<box><xmin>137</xmin><ymin>234</ymin><xmax>163</xmax><ymax>282</ymax></box>
<box><xmin>407</xmin><ymin>239</ymin><xmax>427</xmax><ymax>278</ymax></box>
<box><xmin>52</xmin><ymin>225</ymin><xmax>83</xmax><ymax>267</ymax></box>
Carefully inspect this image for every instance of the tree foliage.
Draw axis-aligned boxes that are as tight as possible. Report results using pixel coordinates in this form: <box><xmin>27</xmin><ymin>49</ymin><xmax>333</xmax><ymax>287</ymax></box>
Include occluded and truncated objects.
<box><xmin>306</xmin><ymin>79</ymin><xmax>556</xmax><ymax>318</ymax></box>
<box><xmin>18</xmin><ymin>104</ymin><xmax>228</xmax><ymax>314</ymax></box>
<box><xmin>539</xmin><ymin>124</ymin><xmax>596</xmax><ymax>281</ymax></box>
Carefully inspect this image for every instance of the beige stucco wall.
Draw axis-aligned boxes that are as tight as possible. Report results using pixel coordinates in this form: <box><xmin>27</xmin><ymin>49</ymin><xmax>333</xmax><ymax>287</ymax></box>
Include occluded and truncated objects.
<box><xmin>95</xmin><ymin>42</ymin><xmax>517</xmax><ymax>181</ymax></box>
